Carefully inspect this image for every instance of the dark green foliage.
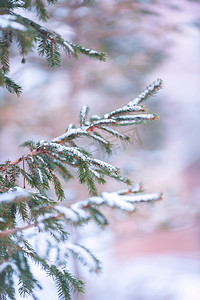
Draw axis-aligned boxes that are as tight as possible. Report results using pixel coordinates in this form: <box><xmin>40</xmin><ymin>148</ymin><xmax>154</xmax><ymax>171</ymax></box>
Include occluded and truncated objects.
<box><xmin>33</xmin><ymin>0</ymin><xmax>49</xmax><ymax>21</ymax></box>
<box><xmin>0</xmin><ymin>1</ymin><xmax>106</xmax><ymax>94</ymax></box>
<box><xmin>0</xmin><ymin>74</ymin><xmax>22</xmax><ymax>95</ymax></box>
<box><xmin>0</xmin><ymin>78</ymin><xmax>162</xmax><ymax>299</ymax></box>
<box><xmin>0</xmin><ymin>2</ymin><xmax>163</xmax><ymax>300</ymax></box>
<box><xmin>0</xmin><ymin>28</ymin><xmax>12</xmax><ymax>73</ymax></box>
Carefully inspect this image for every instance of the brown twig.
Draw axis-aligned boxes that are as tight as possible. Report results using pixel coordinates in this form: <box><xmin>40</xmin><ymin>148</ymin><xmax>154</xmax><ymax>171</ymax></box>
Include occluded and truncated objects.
<box><xmin>0</xmin><ymin>212</ymin><xmax>64</xmax><ymax>237</ymax></box>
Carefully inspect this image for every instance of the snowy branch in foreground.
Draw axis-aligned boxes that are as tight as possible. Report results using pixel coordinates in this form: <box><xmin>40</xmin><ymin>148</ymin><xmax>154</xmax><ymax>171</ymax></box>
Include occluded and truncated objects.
<box><xmin>0</xmin><ymin>185</ymin><xmax>162</xmax><ymax>237</ymax></box>
<box><xmin>69</xmin><ymin>185</ymin><xmax>162</xmax><ymax>217</ymax></box>
<box><xmin>0</xmin><ymin>78</ymin><xmax>163</xmax><ymax>300</ymax></box>
<box><xmin>0</xmin><ymin>187</ymin><xmax>29</xmax><ymax>203</ymax></box>
<box><xmin>0</xmin><ymin>79</ymin><xmax>162</xmax><ymax>200</ymax></box>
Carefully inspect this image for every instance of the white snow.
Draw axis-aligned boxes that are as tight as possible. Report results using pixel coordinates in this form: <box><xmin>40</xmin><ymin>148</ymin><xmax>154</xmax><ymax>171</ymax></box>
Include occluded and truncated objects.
<box><xmin>88</xmin><ymin>157</ymin><xmax>117</xmax><ymax>172</ymax></box>
<box><xmin>115</xmin><ymin>113</ymin><xmax>155</xmax><ymax>120</ymax></box>
<box><xmin>0</xmin><ymin>15</ymin><xmax>27</xmax><ymax>31</ymax></box>
<box><xmin>38</xmin><ymin>169</ymin><xmax>43</xmax><ymax>182</ymax></box>
<box><xmin>28</xmin><ymin>231</ymin><xmax>58</xmax><ymax>260</ymax></box>
<box><xmin>18</xmin><ymin>252</ymin><xmax>26</xmax><ymax>271</ymax></box>
<box><xmin>65</xmin><ymin>242</ymin><xmax>99</xmax><ymax>271</ymax></box>
<box><xmin>35</xmin><ymin>155</ymin><xmax>45</xmax><ymax>165</ymax></box>
<box><xmin>0</xmin><ymin>187</ymin><xmax>29</xmax><ymax>204</ymax></box>
<box><xmin>116</xmin><ymin>120</ymin><xmax>140</xmax><ymax>125</ymax></box>
<box><xmin>109</xmin><ymin>105</ymin><xmax>144</xmax><ymax>117</ymax></box>
<box><xmin>55</xmin><ymin>205</ymin><xmax>80</xmax><ymax>222</ymax></box>
<box><xmin>89</xmin><ymin>50</ymin><xmax>98</xmax><ymax>55</ymax></box>
<box><xmin>126</xmin><ymin>79</ymin><xmax>162</xmax><ymax>106</ymax></box>
<box><xmin>68</xmin><ymin>190</ymin><xmax>161</xmax><ymax>216</ymax></box>
<box><xmin>102</xmin><ymin>191</ymin><xmax>135</xmax><ymax>211</ymax></box>
<box><xmin>14</xmin><ymin>0</ymin><xmax>25</xmax><ymax>6</ymax></box>
<box><xmin>90</xmin><ymin>115</ymin><xmax>101</xmax><ymax>120</ymax></box>
<box><xmin>88</xmin><ymin>132</ymin><xmax>109</xmax><ymax>144</ymax></box>
<box><xmin>80</xmin><ymin>105</ymin><xmax>89</xmax><ymax>124</ymax></box>
<box><xmin>117</xmin><ymin>183</ymin><xmax>141</xmax><ymax>195</ymax></box>
<box><xmin>63</xmin><ymin>41</ymin><xmax>74</xmax><ymax>53</ymax></box>
<box><xmin>0</xmin><ymin>262</ymin><xmax>19</xmax><ymax>275</ymax></box>
<box><xmin>42</xmin><ymin>142</ymin><xmax>87</xmax><ymax>161</ymax></box>
<box><xmin>39</xmin><ymin>140</ymin><xmax>45</xmax><ymax>145</ymax></box>
<box><xmin>93</xmin><ymin>119</ymin><xmax>117</xmax><ymax>125</ymax></box>
<box><xmin>89</xmin><ymin>169</ymin><xmax>102</xmax><ymax>179</ymax></box>
<box><xmin>52</xmin><ymin>128</ymin><xmax>87</xmax><ymax>143</ymax></box>
<box><xmin>102</xmin><ymin>192</ymin><xmax>161</xmax><ymax>205</ymax></box>
<box><xmin>81</xmin><ymin>197</ymin><xmax>104</xmax><ymax>207</ymax></box>
<box><xmin>70</xmin><ymin>202</ymin><xmax>90</xmax><ymax>220</ymax></box>
<box><xmin>130</xmin><ymin>183</ymin><xmax>141</xmax><ymax>193</ymax></box>
<box><xmin>36</xmin><ymin>213</ymin><xmax>57</xmax><ymax>224</ymax></box>
<box><xmin>124</xmin><ymin>193</ymin><xmax>161</xmax><ymax>203</ymax></box>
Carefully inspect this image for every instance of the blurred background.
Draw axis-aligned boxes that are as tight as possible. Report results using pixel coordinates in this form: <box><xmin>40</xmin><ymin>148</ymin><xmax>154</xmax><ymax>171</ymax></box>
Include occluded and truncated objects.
<box><xmin>1</xmin><ymin>0</ymin><xmax>200</xmax><ymax>299</ymax></box>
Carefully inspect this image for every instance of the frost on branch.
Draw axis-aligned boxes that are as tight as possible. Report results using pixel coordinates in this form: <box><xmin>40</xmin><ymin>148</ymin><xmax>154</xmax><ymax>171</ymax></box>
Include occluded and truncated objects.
<box><xmin>0</xmin><ymin>186</ymin><xmax>29</xmax><ymax>203</ymax></box>
<box><xmin>0</xmin><ymin>4</ymin><xmax>106</xmax><ymax>94</ymax></box>
<box><xmin>126</xmin><ymin>79</ymin><xmax>163</xmax><ymax>107</ymax></box>
<box><xmin>0</xmin><ymin>186</ymin><xmax>161</xmax><ymax>280</ymax></box>
<box><xmin>0</xmin><ymin>79</ymin><xmax>163</xmax><ymax>299</ymax></box>
<box><xmin>69</xmin><ymin>185</ymin><xmax>162</xmax><ymax>220</ymax></box>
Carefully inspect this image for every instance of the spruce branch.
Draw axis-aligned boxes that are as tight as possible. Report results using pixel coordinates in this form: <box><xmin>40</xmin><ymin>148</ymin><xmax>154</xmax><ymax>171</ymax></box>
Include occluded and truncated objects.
<box><xmin>0</xmin><ymin>2</ymin><xmax>165</xmax><ymax>299</ymax></box>
<box><xmin>126</xmin><ymin>79</ymin><xmax>163</xmax><ymax>106</ymax></box>
<box><xmin>0</xmin><ymin>80</ymin><xmax>162</xmax><ymax>299</ymax></box>
<box><xmin>0</xmin><ymin>72</ymin><xmax>22</xmax><ymax>95</ymax></box>
<box><xmin>0</xmin><ymin>185</ymin><xmax>161</xmax><ymax>238</ymax></box>
<box><xmin>0</xmin><ymin>6</ymin><xmax>106</xmax><ymax>94</ymax></box>
<box><xmin>0</xmin><ymin>80</ymin><xmax>162</xmax><ymax>197</ymax></box>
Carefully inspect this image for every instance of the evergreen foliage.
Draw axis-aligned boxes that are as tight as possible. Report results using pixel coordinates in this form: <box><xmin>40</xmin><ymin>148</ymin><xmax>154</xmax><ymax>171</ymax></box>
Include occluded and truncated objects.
<box><xmin>0</xmin><ymin>1</ymin><xmax>163</xmax><ymax>299</ymax></box>
<box><xmin>0</xmin><ymin>0</ymin><xmax>106</xmax><ymax>94</ymax></box>
<box><xmin>0</xmin><ymin>79</ymin><xmax>162</xmax><ymax>299</ymax></box>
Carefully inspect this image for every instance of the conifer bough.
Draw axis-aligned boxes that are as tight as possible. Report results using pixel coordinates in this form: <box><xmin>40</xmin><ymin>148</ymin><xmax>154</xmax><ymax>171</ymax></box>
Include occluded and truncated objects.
<box><xmin>0</xmin><ymin>78</ymin><xmax>163</xmax><ymax>299</ymax></box>
<box><xmin>0</xmin><ymin>1</ymin><xmax>163</xmax><ymax>299</ymax></box>
<box><xmin>0</xmin><ymin>0</ymin><xmax>106</xmax><ymax>95</ymax></box>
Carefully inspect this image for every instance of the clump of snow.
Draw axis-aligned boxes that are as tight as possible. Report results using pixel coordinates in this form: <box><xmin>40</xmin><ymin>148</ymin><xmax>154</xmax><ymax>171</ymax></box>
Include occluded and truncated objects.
<box><xmin>125</xmin><ymin>193</ymin><xmax>161</xmax><ymax>203</ymax></box>
<box><xmin>65</xmin><ymin>189</ymin><xmax>161</xmax><ymax>220</ymax></box>
<box><xmin>89</xmin><ymin>158</ymin><xmax>118</xmax><ymax>172</ymax></box>
<box><xmin>52</xmin><ymin>128</ymin><xmax>87</xmax><ymax>143</ymax></box>
<box><xmin>70</xmin><ymin>202</ymin><xmax>90</xmax><ymax>220</ymax></box>
<box><xmin>0</xmin><ymin>187</ymin><xmax>29</xmax><ymax>204</ymax></box>
<box><xmin>63</xmin><ymin>41</ymin><xmax>74</xmax><ymax>53</ymax></box>
<box><xmin>55</xmin><ymin>205</ymin><xmax>80</xmax><ymax>222</ymax></box>
<box><xmin>0</xmin><ymin>15</ymin><xmax>27</xmax><ymax>31</ymax></box>
<box><xmin>102</xmin><ymin>191</ymin><xmax>135</xmax><ymax>211</ymax></box>
<box><xmin>89</xmin><ymin>50</ymin><xmax>98</xmax><ymax>55</ymax></box>
<box><xmin>42</xmin><ymin>142</ymin><xmax>87</xmax><ymax>161</ymax></box>
<box><xmin>0</xmin><ymin>262</ymin><xmax>19</xmax><ymax>275</ymax></box>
